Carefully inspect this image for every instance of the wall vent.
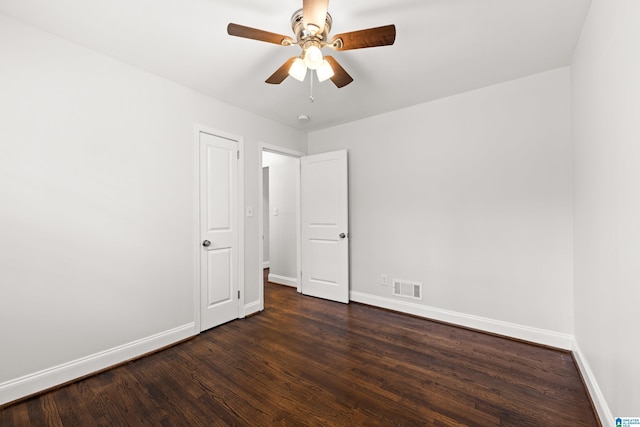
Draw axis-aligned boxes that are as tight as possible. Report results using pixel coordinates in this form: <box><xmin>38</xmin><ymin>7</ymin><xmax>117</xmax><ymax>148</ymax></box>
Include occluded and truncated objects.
<box><xmin>392</xmin><ymin>279</ymin><xmax>422</xmax><ymax>300</ymax></box>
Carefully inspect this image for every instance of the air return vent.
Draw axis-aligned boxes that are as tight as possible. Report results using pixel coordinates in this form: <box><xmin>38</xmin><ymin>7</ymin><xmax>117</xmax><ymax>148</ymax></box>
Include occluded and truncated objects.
<box><xmin>392</xmin><ymin>279</ymin><xmax>422</xmax><ymax>300</ymax></box>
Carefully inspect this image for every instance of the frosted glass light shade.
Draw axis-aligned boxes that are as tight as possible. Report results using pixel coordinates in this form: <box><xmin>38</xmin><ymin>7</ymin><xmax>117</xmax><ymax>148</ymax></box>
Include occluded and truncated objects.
<box><xmin>316</xmin><ymin>60</ymin><xmax>334</xmax><ymax>82</ymax></box>
<box><xmin>304</xmin><ymin>45</ymin><xmax>323</xmax><ymax>70</ymax></box>
<box><xmin>288</xmin><ymin>58</ymin><xmax>307</xmax><ymax>81</ymax></box>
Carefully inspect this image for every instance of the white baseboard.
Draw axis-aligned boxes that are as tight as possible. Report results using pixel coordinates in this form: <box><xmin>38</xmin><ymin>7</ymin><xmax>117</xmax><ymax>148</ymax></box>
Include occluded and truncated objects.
<box><xmin>244</xmin><ymin>300</ymin><xmax>262</xmax><ymax>317</ymax></box>
<box><xmin>572</xmin><ymin>340</ymin><xmax>614</xmax><ymax>427</ymax></box>
<box><xmin>268</xmin><ymin>273</ymin><xmax>298</xmax><ymax>288</ymax></box>
<box><xmin>0</xmin><ymin>323</ymin><xmax>195</xmax><ymax>406</ymax></box>
<box><xmin>263</xmin><ymin>261</ymin><xmax>270</xmax><ymax>269</ymax></box>
<box><xmin>349</xmin><ymin>291</ymin><xmax>574</xmax><ymax>350</ymax></box>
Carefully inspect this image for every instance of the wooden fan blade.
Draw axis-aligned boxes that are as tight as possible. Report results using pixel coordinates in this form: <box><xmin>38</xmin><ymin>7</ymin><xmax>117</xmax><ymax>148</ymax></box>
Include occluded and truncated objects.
<box><xmin>303</xmin><ymin>0</ymin><xmax>329</xmax><ymax>34</ymax></box>
<box><xmin>330</xmin><ymin>25</ymin><xmax>396</xmax><ymax>51</ymax></box>
<box><xmin>227</xmin><ymin>23</ymin><xmax>294</xmax><ymax>46</ymax></box>
<box><xmin>266</xmin><ymin>57</ymin><xmax>297</xmax><ymax>84</ymax></box>
<box><xmin>324</xmin><ymin>56</ymin><xmax>353</xmax><ymax>88</ymax></box>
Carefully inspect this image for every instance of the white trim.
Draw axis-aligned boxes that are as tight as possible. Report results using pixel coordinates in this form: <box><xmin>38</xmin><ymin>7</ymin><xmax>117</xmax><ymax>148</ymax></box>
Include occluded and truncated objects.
<box><xmin>268</xmin><ymin>274</ymin><xmax>298</xmax><ymax>288</ymax></box>
<box><xmin>258</xmin><ymin>152</ymin><xmax>265</xmax><ymax>311</ymax></box>
<box><xmin>193</xmin><ymin>127</ymin><xmax>202</xmax><ymax>333</ymax></box>
<box><xmin>263</xmin><ymin>261</ymin><xmax>271</xmax><ymax>269</ymax></box>
<box><xmin>349</xmin><ymin>291</ymin><xmax>574</xmax><ymax>350</ymax></box>
<box><xmin>237</xmin><ymin>137</ymin><xmax>245</xmax><ymax>318</ymax></box>
<box><xmin>261</xmin><ymin>144</ymin><xmax>305</xmax><ymax>158</ymax></box>
<box><xmin>194</xmin><ymin>125</ymin><xmax>245</xmax><ymax>329</ymax></box>
<box><xmin>295</xmin><ymin>157</ymin><xmax>301</xmax><ymax>293</ymax></box>
<box><xmin>244</xmin><ymin>300</ymin><xmax>262</xmax><ymax>317</ymax></box>
<box><xmin>0</xmin><ymin>323</ymin><xmax>194</xmax><ymax>406</ymax></box>
<box><xmin>258</xmin><ymin>143</ymin><xmax>305</xmax><ymax>313</ymax></box>
<box><xmin>572</xmin><ymin>340</ymin><xmax>614</xmax><ymax>427</ymax></box>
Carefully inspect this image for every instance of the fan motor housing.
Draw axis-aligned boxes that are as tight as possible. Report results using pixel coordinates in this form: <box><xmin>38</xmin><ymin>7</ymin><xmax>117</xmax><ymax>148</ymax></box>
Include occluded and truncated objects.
<box><xmin>291</xmin><ymin>8</ymin><xmax>332</xmax><ymax>42</ymax></box>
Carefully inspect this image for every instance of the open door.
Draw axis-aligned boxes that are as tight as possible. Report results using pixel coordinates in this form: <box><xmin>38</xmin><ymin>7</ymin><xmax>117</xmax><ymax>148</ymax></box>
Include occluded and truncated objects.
<box><xmin>301</xmin><ymin>150</ymin><xmax>349</xmax><ymax>303</ymax></box>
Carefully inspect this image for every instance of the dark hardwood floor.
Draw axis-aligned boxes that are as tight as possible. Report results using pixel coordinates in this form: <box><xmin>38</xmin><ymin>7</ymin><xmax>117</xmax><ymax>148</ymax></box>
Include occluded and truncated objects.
<box><xmin>1</xmin><ymin>273</ymin><xmax>599</xmax><ymax>426</ymax></box>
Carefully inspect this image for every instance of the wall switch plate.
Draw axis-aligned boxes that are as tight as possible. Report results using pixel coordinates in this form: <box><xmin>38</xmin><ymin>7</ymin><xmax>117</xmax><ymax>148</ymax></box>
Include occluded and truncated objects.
<box><xmin>381</xmin><ymin>274</ymin><xmax>388</xmax><ymax>286</ymax></box>
<box><xmin>246</xmin><ymin>206</ymin><xmax>253</xmax><ymax>217</ymax></box>
<box><xmin>273</xmin><ymin>207</ymin><xmax>279</xmax><ymax>216</ymax></box>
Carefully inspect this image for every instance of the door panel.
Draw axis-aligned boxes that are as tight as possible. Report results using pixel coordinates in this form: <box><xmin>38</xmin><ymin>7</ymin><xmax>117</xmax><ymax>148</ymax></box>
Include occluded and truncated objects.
<box><xmin>206</xmin><ymin>248</ymin><xmax>232</xmax><ymax>305</ymax></box>
<box><xmin>200</xmin><ymin>132</ymin><xmax>239</xmax><ymax>331</ymax></box>
<box><xmin>301</xmin><ymin>150</ymin><xmax>349</xmax><ymax>303</ymax></box>
<box><xmin>309</xmin><ymin>239</ymin><xmax>339</xmax><ymax>284</ymax></box>
<box><xmin>308</xmin><ymin>160</ymin><xmax>338</xmax><ymax>225</ymax></box>
<box><xmin>206</xmin><ymin>145</ymin><xmax>232</xmax><ymax>230</ymax></box>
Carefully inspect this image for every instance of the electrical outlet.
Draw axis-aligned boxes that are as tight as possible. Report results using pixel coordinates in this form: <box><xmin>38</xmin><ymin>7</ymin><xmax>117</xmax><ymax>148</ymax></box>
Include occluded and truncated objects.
<box><xmin>381</xmin><ymin>274</ymin><xmax>388</xmax><ymax>286</ymax></box>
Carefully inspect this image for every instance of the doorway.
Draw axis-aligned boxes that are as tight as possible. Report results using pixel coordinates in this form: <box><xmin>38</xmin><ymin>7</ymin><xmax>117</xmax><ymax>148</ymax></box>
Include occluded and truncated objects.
<box><xmin>258</xmin><ymin>145</ymin><xmax>303</xmax><ymax>311</ymax></box>
<box><xmin>257</xmin><ymin>146</ymin><xmax>350</xmax><ymax>312</ymax></box>
<box><xmin>263</xmin><ymin>151</ymin><xmax>300</xmax><ymax>288</ymax></box>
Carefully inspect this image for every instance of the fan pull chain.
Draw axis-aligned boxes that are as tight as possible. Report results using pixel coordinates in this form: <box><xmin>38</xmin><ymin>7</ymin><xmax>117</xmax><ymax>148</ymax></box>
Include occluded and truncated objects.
<box><xmin>309</xmin><ymin>71</ymin><xmax>315</xmax><ymax>103</ymax></box>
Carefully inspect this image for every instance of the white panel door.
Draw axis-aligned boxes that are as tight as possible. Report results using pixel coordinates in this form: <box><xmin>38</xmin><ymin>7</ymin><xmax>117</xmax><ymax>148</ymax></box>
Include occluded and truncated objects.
<box><xmin>301</xmin><ymin>150</ymin><xmax>349</xmax><ymax>303</ymax></box>
<box><xmin>200</xmin><ymin>132</ymin><xmax>239</xmax><ymax>331</ymax></box>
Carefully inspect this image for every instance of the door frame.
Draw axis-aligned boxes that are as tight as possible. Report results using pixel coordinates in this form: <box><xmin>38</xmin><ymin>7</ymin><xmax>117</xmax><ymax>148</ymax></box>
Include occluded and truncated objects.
<box><xmin>257</xmin><ymin>143</ymin><xmax>304</xmax><ymax>312</ymax></box>
<box><xmin>194</xmin><ymin>125</ymin><xmax>245</xmax><ymax>333</ymax></box>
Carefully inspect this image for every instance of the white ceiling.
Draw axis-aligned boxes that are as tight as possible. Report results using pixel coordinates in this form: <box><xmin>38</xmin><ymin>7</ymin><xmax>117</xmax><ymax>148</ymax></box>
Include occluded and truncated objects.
<box><xmin>0</xmin><ymin>0</ymin><xmax>591</xmax><ymax>131</ymax></box>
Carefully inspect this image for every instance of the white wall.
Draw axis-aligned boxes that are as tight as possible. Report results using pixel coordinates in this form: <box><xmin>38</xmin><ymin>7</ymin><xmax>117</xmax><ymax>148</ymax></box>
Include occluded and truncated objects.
<box><xmin>309</xmin><ymin>68</ymin><xmax>574</xmax><ymax>343</ymax></box>
<box><xmin>0</xmin><ymin>13</ymin><xmax>305</xmax><ymax>404</ymax></box>
<box><xmin>572</xmin><ymin>0</ymin><xmax>640</xmax><ymax>418</ymax></box>
<box><xmin>262</xmin><ymin>152</ymin><xmax>298</xmax><ymax>284</ymax></box>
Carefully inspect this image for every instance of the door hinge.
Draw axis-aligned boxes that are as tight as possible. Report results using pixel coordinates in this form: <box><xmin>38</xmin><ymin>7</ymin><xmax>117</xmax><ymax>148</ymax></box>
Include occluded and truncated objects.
<box><xmin>237</xmin><ymin>151</ymin><xmax>240</xmax><ymax>160</ymax></box>
<box><xmin>238</xmin><ymin>290</ymin><xmax>241</xmax><ymax>299</ymax></box>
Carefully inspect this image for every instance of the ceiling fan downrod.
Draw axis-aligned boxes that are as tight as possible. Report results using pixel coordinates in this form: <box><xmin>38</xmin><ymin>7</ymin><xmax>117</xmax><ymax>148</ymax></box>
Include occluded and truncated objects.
<box><xmin>310</xmin><ymin>71</ymin><xmax>315</xmax><ymax>103</ymax></box>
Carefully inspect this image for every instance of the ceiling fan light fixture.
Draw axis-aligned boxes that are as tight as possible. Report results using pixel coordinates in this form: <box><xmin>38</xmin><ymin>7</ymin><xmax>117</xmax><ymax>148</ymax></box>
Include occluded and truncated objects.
<box><xmin>289</xmin><ymin>57</ymin><xmax>307</xmax><ymax>81</ymax></box>
<box><xmin>316</xmin><ymin>60</ymin><xmax>334</xmax><ymax>82</ymax></box>
<box><xmin>304</xmin><ymin>45</ymin><xmax>323</xmax><ymax>70</ymax></box>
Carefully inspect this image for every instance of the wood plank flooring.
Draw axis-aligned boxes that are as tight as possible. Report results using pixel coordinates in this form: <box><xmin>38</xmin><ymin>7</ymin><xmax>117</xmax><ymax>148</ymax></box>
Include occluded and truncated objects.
<box><xmin>1</xmin><ymin>275</ymin><xmax>599</xmax><ymax>426</ymax></box>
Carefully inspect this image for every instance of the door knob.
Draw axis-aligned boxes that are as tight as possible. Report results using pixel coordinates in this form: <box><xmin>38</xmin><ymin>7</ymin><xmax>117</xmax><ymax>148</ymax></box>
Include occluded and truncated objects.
<box><xmin>202</xmin><ymin>240</ymin><xmax>211</xmax><ymax>247</ymax></box>
<box><xmin>339</xmin><ymin>233</ymin><xmax>346</xmax><ymax>239</ymax></box>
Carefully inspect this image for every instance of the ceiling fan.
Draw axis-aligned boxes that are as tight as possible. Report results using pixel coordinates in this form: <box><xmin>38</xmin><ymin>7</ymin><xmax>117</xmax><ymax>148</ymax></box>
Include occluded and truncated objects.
<box><xmin>227</xmin><ymin>0</ymin><xmax>396</xmax><ymax>88</ymax></box>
